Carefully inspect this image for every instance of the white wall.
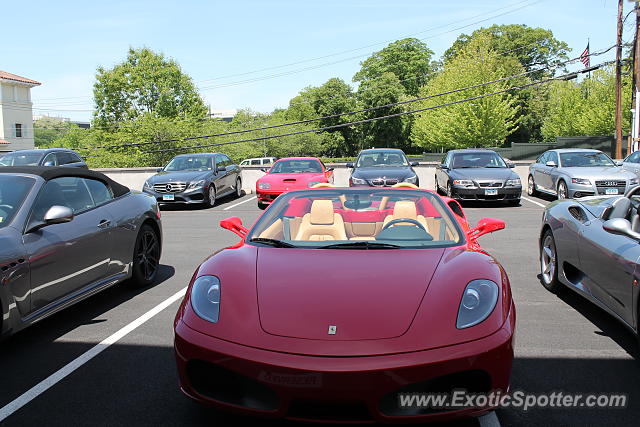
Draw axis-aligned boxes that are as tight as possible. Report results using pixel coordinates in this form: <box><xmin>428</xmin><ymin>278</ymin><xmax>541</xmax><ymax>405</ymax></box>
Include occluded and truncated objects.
<box><xmin>0</xmin><ymin>81</ymin><xmax>36</xmax><ymax>150</ymax></box>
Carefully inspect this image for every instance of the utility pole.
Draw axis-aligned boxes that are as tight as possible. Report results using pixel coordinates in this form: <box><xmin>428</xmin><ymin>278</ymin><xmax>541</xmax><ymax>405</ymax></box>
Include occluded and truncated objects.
<box><xmin>615</xmin><ymin>0</ymin><xmax>624</xmax><ymax>159</ymax></box>
<box><xmin>632</xmin><ymin>0</ymin><xmax>640</xmax><ymax>153</ymax></box>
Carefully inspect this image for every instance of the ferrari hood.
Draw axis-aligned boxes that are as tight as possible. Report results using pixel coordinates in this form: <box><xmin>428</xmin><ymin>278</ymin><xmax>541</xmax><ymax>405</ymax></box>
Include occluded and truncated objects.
<box><xmin>258</xmin><ymin>172</ymin><xmax>326</xmax><ymax>190</ymax></box>
<box><xmin>256</xmin><ymin>247</ymin><xmax>445</xmax><ymax>341</ymax></box>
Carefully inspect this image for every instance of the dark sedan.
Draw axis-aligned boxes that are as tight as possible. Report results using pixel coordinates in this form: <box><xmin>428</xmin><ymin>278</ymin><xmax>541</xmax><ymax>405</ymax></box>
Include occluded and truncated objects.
<box><xmin>0</xmin><ymin>148</ymin><xmax>87</xmax><ymax>168</ymax></box>
<box><xmin>0</xmin><ymin>166</ymin><xmax>162</xmax><ymax>339</ymax></box>
<box><xmin>143</xmin><ymin>153</ymin><xmax>242</xmax><ymax>207</ymax></box>
<box><xmin>435</xmin><ymin>150</ymin><xmax>521</xmax><ymax>205</ymax></box>
<box><xmin>347</xmin><ymin>148</ymin><xmax>419</xmax><ymax>187</ymax></box>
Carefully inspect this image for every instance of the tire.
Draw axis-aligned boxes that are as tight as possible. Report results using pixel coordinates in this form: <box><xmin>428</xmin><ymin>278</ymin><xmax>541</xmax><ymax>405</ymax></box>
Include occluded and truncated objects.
<box><xmin>234</xmin><ymin>178</ymin><xmax>243</xmax><ymax>198</ymax></box>
<box><xmin>258</xmin><ymin>202</ymin><xmax>267</xmax><ymax>210</ymax></box>
<box><xmin>130</xmin><ymin>224</ymin><xmax>160</xmax><ymax>288</ymax></box>
<box><xmin>527</xmin><ymin>175</ymin><xmax>538</xmax><ymax>197</ymax></box>
<box><xmin>204</xmin><ymin>184</ymin><xmax>216</xmax><ymax>208</ymax></box>
<box><xmin>446</xmin><ymin>182</ymin><xmax>455</xmax><ymax>199</ymax></box>
<box><xmin>540</xmin><ymin>229</ymin><xmax>562</xmax><ymax>293</ymax></box>
<box><xmin>557</xmin><ymin>180</ymin><xmax>568</xmax><ymax>200</ymax></box>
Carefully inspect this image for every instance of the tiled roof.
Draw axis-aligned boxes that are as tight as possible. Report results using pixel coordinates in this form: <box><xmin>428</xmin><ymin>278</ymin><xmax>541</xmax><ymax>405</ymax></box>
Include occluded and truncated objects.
<box><xmin>0</xmin><ymin>70</ymin><xmax>41</xmax><ymax>86</ymax></box>
<box><xmin>0</xmin><ymin>139</ymin><xmax>11</xmax><ymax>145</ymax></box>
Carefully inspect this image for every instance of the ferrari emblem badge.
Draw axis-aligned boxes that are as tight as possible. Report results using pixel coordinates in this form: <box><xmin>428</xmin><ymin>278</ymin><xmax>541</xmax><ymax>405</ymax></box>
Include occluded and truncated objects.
<box><xmin>328</xmin><ymin>325</ymin><xmax>337</xmax><ymax>335</ymax></box>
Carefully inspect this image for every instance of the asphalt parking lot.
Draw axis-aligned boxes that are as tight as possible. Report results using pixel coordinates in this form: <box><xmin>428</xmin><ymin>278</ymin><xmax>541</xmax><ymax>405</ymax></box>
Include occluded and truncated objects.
<box><xmin>0</xmin><ymin>192</ymin><xmax>639</xmax><ymax>426</ymax></box>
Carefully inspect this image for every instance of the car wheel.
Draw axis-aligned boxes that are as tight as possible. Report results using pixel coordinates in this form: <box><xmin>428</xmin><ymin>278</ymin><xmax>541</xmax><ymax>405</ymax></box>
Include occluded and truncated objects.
<box><xmin>235</xmin><ymin>178</ymin><xmax>243</xmax><ymax>198</ymax></box>
<box><xmin>446</xmin><ymin>182</ymin><xmax>455</xmax><ymax>199</ymax></box>
<box><xmin>258</xmin><ymin>202</ymin><xmax>267</xmax><ymax>210</ymax></box>
<box><xmin>434</xmin><ymin>176</ymin><xmax>440</xmax><ymax>194</ymax></box>
<box><xmin>557</xmin><ymin>181</ymin><xmax>568</xmax><ymax>200</ymax></box>
<box><xmin>204</xmin><ymin>185</ymin><xmax>216</xmax><ymax>208</ymax></box>
<box><xmin>540</xmin><ymin>229</ymin><xmax>562</xmax><ymax>293</ymax></box>
<box><xmin>528</xmin><ymin>175</ymin><xmax>538</xmax><ymax>196</ymax></box>
<box><xmin>130</xmin><ymin>224</ymin><xmax>160</xmax><ymax>287</ymax></box>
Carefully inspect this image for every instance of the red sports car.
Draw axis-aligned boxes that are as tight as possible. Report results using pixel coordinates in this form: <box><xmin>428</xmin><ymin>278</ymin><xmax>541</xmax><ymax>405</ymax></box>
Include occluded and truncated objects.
<box><xmin>256</xmin><ymin>157</ymin><xmax>333</xmax><ymax>209</ymax></box>
<box><xmin>174</xmin><ymin>184</ymin><xmax>514</xmax><ymax>423</ymax></box>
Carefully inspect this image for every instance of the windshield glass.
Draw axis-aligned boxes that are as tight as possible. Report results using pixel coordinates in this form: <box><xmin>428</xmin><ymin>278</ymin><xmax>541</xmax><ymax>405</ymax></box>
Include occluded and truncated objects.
<box><xmin>164</xmin><ymin>156</ymin><xmax>213</xmax><ymax>171</ymax></box>
<box><xmin>246</xmin><ymin>189</ymin><xmax>463</xmax><ymax>249</ymax></box>
<box><xmin>451</xmin><ymin>152</ymin><xmax>507</xmax><ymax>168</ymax></box>
<box><xmin>269</xmin><ymin>159</ymin><xmax>323</xmax><ymax>173</ymax></box>
<box><xmin>0</xmin><ymin>176</ymin><xmax>35</xmax><ymax>228</ymax></box>
<box><xmin>559</xmin><ymin>152</ymin><xmax>615</xmax><ymax>167</ymax></box>
<box><xmin>0</xmin><ymin>152</ymin><xmax>43</xmax><ymax>166</ymax></box>
<box><xmin>356</xmin><ymin>151</ymin><xmax>409</xmax><ymax>167</ymax></box>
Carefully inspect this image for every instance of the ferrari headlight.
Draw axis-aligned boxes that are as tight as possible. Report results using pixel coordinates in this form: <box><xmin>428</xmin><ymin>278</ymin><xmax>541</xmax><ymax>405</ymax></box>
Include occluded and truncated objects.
<box><xmin>191</xmin><ymin>275</ymin><xmax>220</xmax><ymax>323</ymax></box>
<box><xmin>453</xmin><ymin>179</ymin><xmax>475</xmax><ymax>188</ymax></box>
<box><xmin>404</xmin><ymin>175</ymin><xmax>418</xmax><ymax>184</ymax></box>
<box><xmin>307</xmin><ymin>181</ymin><xmax>322</xmax><ymax>188</ymax></box>
<box><xmin>456</xmin><ymin>279</ymin><xmax>499</xmax><ymax>329</ymax></box>
<box><xmin>571</xmin><ymin>178</ymin><xmax>591</xmax><ymax>185</ymax></box>
<box><xmin>505</xmin><ymin>178</ymin><xmax>521</xmax><ymax>187</ymax></box>
<box><xmin>351</xmin><ymin>177</ymin><xmax>367</xmax><ymax>185</ymax></box>
<box><xmin>187</xmin><ymin>180</ymin><xmax>205</xmax><ymax>189</ymax></box>
<box><xmin>258</xmin><ymin>182</ymin><xmax>271</xmax><ymax>189</ymax></box>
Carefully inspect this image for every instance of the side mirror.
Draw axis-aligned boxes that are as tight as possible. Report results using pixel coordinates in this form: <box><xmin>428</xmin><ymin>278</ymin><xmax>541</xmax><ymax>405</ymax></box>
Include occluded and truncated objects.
<box><xmin>410</xmin><ymin>161</ymin><xmax>419</xmax><ymax>167</ymax></box>
<box><xmin>326</xmin><ymin>167</ymin><xmax>334</xmax><ymax>172</ymax></box>
<box><xmin>439</xmin><ymin>163</ymin><xmax>449</xmax><ymax>170</ymax></box>
<box><xmin>467</xmin><ymin>217</ymin><xmax>505</xmax><ymax>240</ymax></box>
<box><xmin>156</xmin><ymin>168</ymin><xmax>164</xmax><ymax>173</ymax></box>
<box><xmin>546</xmin><ymin>161</ymin><xmax>557</xmax><ymax>167</ymax></box>
<box><xmin>217</xmin><ymin>165</ymin><xmax>226</xmax><ymax>172</ymax></box>
<box><xmin>346</xmin><ymin>162</ymin><xmax>354</xmax><ymax>168</ymax></box>
<box><xmin>603</xmin><ymin>218</ymin><xmax>640</xmax><ymax>240</ymax></box>
<box><xmin>260</xmin><ymin>167</ymin><xmax>268</xmax><ymax>173</ymax></box>
<box><xmin>220</xmin><ymin>216</ymin><xmax>249</xmax><ymax>238</ymax></box>
<box><xmin>615</xmin><ymin>160</ymin><xmax>623</xmax><ymax>166</ymax></box>
<box><xmin>507</xmin><ymin>162</ymin><xmax>515</xmax><ymax>168</ymax></box>
<box><xmin>28</xmin><ymin>206</ymin><xmax>74</xmax><ymax>233</ymax></box>
<box><xmin>43</xmin><ymin>161</ymin><xmax>55</xmax><ymax>167</ymax></box>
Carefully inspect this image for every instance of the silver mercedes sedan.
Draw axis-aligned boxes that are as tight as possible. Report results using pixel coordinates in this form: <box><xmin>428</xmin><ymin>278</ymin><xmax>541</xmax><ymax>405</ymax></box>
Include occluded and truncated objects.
<box><xmin>527</xmin><ymin>148</ymin><xmax>638</xmax><ymax>199</ymax></box>
<box><xmin>0</xmin><ymin>166</ymin><xmax>162</xmax><ymax>339</ymax></box>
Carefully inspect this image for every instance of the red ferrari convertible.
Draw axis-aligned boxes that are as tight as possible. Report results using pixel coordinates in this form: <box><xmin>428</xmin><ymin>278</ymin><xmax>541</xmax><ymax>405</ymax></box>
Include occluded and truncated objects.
<box><xmin>255</xmin><ymin>157</ymin><xmax>333</xmax><ymax>209</ymax></box>
<box><xmin>174</xmin><ymin>184</ymin><xmax>515</xmax><ymax>423</ymax></box>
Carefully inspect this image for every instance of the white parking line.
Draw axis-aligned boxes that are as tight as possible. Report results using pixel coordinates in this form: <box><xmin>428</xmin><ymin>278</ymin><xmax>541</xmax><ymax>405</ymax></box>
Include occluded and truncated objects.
<box><xmin>223</xmin><ymin>196</ymin><xmax>257</xmax><ymax>211</ymax></box>
<box><xmin>0</xmin><ymin>287</ymin><xmax>187</xmax><ymax>422</ymax></box>
<box><xmin>521</xmin><ymin>196</ymin><xmax>546</xmax><ymax>208</ymax></box>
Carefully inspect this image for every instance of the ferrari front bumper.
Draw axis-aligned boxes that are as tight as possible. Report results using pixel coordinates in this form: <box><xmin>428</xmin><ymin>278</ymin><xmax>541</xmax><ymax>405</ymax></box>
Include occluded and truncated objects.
<box><xmin>174</xmin><ymin>302</ymin><xmax>515</xmax><ymax>424</ymax></box>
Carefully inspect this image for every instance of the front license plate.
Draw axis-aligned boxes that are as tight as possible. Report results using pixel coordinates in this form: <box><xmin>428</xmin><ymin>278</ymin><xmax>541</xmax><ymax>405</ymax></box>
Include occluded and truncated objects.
<box><xmin>605</xmin><ymin>188</ymin><xmax>618</xmax><ymax>195</ymax></box>
<box><xmin>485</xmin><ymin>189</ymin><xmax>498</xmax><ymax>195</ymax></box>
<box><xmin>162</xmin><ymin>194</ymin><xmax>175</xmax><ymax>201</ymax></box>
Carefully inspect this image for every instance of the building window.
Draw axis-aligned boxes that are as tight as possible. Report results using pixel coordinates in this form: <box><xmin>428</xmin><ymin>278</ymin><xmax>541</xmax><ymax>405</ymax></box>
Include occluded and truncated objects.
<box><xmin>15</xmin><ymin>124</ymin><xmax>22</xmax><ymax>138</ymax></box>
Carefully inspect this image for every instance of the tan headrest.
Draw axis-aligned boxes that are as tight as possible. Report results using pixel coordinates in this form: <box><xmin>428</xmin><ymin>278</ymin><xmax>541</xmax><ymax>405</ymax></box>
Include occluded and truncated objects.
<box><xmin>309</xmin><ymin>200</ymin><xmax>335</xmax><ymax>225</ymax></box>
<box><xmin>393</xmin><ymin>201</ymin><xmax>417</xmax><ymax>219</ymax></box>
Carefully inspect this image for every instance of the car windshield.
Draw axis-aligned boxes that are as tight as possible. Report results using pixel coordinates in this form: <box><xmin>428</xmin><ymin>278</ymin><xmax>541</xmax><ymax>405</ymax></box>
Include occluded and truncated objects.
<box><xmin>0</xmin><ymin>152</ymin><xmax>43</xmax><ymax>166</ymax></box>
<box><xmin>559</xmin><ymin>152</ymin><xmax>615</xmax><ymax>167</ymax></box>
<box><xmin>269</xmin><ymin>159</ymin><xmax>322</xmax><ymax>173</ymax></box>
<box><xmin>0</xmin><ymin>175</ymin><xmax>35</xmax><ymax>228</ymax></box>
<box><xmin>246</xmin><ymin>189</ymin><xmax>463</xmax><ymax>249</ymax></box>
<box><xmin>356</xmin><ymin>151</ymin><xmax>409</xmax><ymax>167</ymax></box>
<box><xmin>451</xmin><ymin>152</ymin><xmax>507</xmax><ymax>168</ymax></box>
<box><xmin>164</xmin><ymin>156</ymin><xmax>213</xmax><ymax>171</ymax></box>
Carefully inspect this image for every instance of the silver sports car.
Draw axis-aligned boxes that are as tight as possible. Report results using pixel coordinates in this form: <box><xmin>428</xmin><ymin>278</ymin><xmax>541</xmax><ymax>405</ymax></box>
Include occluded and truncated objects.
<box><xmin>0</xmin><ymin>166</ymin><xmax>162</xmax><ymax>339</ymax></box>
<box><xmin>539</xmin><ymin>186</ymin><xmax>640</xmax><ymax>340</ymax></box>
<box><xmin>528</xmin><ymin>148</ymin><xmax>638</xmax><ymax>199</ymax></box>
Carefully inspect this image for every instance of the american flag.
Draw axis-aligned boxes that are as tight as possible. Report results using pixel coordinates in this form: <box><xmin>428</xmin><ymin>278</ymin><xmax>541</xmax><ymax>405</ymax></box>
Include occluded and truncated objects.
<box><xmin>579</xmin><ymin>43</ymin><xmax>590</xmax><ymax>68</ymax></box>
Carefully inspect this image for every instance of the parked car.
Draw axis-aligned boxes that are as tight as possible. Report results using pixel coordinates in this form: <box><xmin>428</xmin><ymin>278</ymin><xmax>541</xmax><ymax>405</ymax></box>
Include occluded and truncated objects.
<box><xmin>539</xmin><ymin>185</ymin><xmax>640</xmax><ymax>345</ymax></box>
<box><xmin>255</xmin><ymin>157</ymin><xmax>333</xmax><ymax>209</ymax></box>
<box><xmin>435</xmin><ymin>149</ymin><xmax>521</xmax><ymax>205</ymax></box>
<box><xmin>347</xmin><ymin>148</ymin><xmax>419</xmax><ymax>187</ymax></box>
<box><xmin>0</xmin><ymin>166</ymin><xmax>162</xmax><ymax>339</ymax></box>
<box><xmin>240</xmin><ymin>157</ymin><xmax>276</xmax><ymax>166</ymax></box>
<box><xmin>622</xmin><ymin>150</ymin><xmax>640</xmax><ymax>177</ymax></box>
<box><xmin>143</xmin><ymin>153</ymin><xmax>242</xmax><ymax>207</ymax></box>
<box><xmin>174</xmin><ymin>184</ymin><xmax>513</xmax><ymax>423</ymax></box>
<box><xmin>0</xmin><ymin>148</ymin><xmax>87</xmax><ymax>168</ymax></box>
<box><xmin>528</xmin><ymin>149</ymin><xmax>638</xmax><ymax>199</ymax></box>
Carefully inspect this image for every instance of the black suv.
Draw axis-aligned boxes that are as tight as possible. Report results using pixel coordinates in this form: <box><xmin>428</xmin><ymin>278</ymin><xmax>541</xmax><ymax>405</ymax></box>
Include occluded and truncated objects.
<box><xmin>347</xmin><ymin>148</ymin><xmax>419</xmax><ymax>187</ymax></box>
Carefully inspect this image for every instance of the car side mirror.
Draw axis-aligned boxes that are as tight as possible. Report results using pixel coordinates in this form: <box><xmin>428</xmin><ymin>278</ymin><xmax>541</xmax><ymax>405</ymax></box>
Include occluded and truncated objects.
<box><xmin>156</xmin><ymin>168</ymin><xmax>164</xmax><ymax>172</ymax></box>
<box><xmin>43</xmin><ymin>161</ymin><xmax>55</xmax><ymax>167</ymax></box>
<box><xmin>326</xmin><ymin>167</ymin><xmax>334</xmax><ymax>172</ymax></box>
<box><xmin>439</xmin><ymin>163</ymin><xmax>449</xmax><ymax>170</ymax></box>
<box><xmin>508</xmin><ymin>162</ymin><xmax>515</xmax><ymax>168</ymax></box>
<box><xmin>546</xmin><ymin>161</ymin><xmax>557</xmax><ymax>167</ymax></box>
<box><xmin>615</xmin><ymin>160</ymin><xmax>623</xmax><ymax>166</ymax></box>
<box><xmin>28</xmin><ymin>206</ymin><xmax>74</xmax><ymax>233</ymax></box>
<box><xmin>603</xmin><ymin>218</ymin><xmax>640</xmax><ymax>241</ymax></box>
<box><xmin>410</xmin><ymin>161</ymin><xmax>419</xmax><ymax>167</ymax></box>
<box><xmin>346</xmin><ymin>162</ymin><xmax>354</xmax><ymax>168</ymax></box>
<box><xmin>260</xmin><ymin>167</ymin><xmax>268</xmax><ymax>173</ymax></box>
<box><xmin>220</xmin><ymin>216</ymin><xmax>249</xmax><ymax>238</ymax></box>
<box><xmin>217</xmin><ymin>165</ymin><xmax>226</xmax><ymax>172</ymax></box>
<box><xmin>467</xmin><ymin>217</ymin><xmax>505</xmax><ymax>240</ymax></box>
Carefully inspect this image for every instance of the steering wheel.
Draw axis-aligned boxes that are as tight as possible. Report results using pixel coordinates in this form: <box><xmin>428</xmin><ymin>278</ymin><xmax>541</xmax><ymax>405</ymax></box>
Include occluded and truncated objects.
<box><xmin>381</xmin><ymin>218</ymin><xmax>427</xmax><ymax>232</ymax></box>
<box><xmin>625</xmin><ymin>184</ymin><xmax>640</xmax><ymax>198</ymax></box>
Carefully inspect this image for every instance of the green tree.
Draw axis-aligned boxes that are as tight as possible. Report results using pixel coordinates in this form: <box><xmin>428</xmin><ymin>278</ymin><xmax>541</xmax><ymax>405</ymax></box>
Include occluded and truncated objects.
<box><xmin>34</xmin><ymin>117</ymin><xmax>78</xmax><ymax>147</ymax></box>
<box><xmin>93</xmin><ymin>47</ymin><xmax>207</xmax><ymax>128</ymax></box>
<box><xmin>410</xmin><ymin>36</ymin><xmax>522</xmax><ymax>151</ymax></box>
<box><xmin>354</xmin><ymin>38</ymin><xmax>435</xmax><ymax>97</ymax></box>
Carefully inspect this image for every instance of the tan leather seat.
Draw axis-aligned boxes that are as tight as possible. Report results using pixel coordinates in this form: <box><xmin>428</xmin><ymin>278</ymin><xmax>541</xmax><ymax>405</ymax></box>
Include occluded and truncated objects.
<box><xmin>382</xmin><ymin>201</ymin><xmax>429</xmax><ymax>231</ymax></box>
<box><xmin>294</xmin><ymin>200</ymin><xmax>348</xmax><ymax>241</ymax></box>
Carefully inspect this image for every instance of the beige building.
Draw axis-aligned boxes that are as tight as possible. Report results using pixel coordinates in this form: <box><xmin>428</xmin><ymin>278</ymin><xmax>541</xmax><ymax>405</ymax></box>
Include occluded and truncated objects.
<box><xmin>0</xmin><ymin>70</ymin><xmax>41</xmax><ymax>152</ymax></box>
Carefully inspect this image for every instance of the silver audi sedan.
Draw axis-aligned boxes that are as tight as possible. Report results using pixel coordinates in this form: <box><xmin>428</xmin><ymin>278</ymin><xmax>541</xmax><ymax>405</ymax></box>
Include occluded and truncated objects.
<box><xmin>527</xmin><ymin>148</ymin><xmax>639</xmax><ymax>199</ymax></box>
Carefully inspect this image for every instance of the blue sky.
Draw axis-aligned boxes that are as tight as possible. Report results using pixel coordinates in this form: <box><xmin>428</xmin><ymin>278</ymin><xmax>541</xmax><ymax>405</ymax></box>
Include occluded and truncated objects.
<box><xmin>2</xmin><ymin>0</ymin><xmax>633</xmax><ymax>122</ymax></box>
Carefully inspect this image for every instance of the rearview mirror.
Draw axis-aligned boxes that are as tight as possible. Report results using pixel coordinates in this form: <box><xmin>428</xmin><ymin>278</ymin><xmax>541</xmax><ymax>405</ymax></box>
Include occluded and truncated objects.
<box><xmin>439</xmin><ymin>163</ymin><xmax>449</xmax><ymax>170</ymax></box>
<box><xmin>260</xmin><ymin>167</ymin><xmax>268</xmax><ymax>173</ymax></box>
<box><xmin>546</xmin><ymin>161</ymin><xmax>557</xmax><ymax>167</ymax></box>
<box><xmin>507</xmin><ymin>162</ymin><xmax>515</xmax><ymax>168</ymax></box>
<box><xmin>615</xmin><ymin>160</ymin><xmax>623</xmax><ymax>166</ymax></box>
<box><xmin>346</xmin><ymin>162</ymin><xmax>354</xmax><ymax>168</ymax></box>
<box><xmin>410</xmin><ymin>161</ymin><xmax>419</xmax><ymax>167</ymax></box>
<box><xmin>28</xmin><ymin>205</ymin><xmax>74</xmax><ymax>233</ymax></box>
<box><xmin>326</xmin><ymin>167</ymin><xmax>334</xmax><ymax>172</ymax></box>
<box><xmin>217</xmin><ymin>166</ymin><xmax>226</xmax><ymax>172</ymax></box>
<box><xmin>603</xmin><ymin>218</ymin><xmax>640</xmax><ymax>241</ymax></box>
<box><xmin>467</xmin><ymin>217</ymin><xmax>505</xmax><ymax>240</ymax></box>
<box><xmin>156</xmin><ymin>168</ymin><xmax>164</xmax><ymax>172</ymax></box>
<box><xmin>220</xmin><ymin>216</ymin><xmax>249</xmax><ymax>238</ymax></box>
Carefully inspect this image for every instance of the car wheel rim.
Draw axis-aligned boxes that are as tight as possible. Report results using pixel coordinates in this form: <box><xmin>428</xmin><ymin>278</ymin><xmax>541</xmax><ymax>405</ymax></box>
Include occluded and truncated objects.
<box><xmin>236</xmin><ymin>180</ymin><xmax>242</xmax><ymax>197</ymax></box>
<box><xmin>447</xmin><ymin>183</ymin><xmax>452</xmax><ymax>197</ymax></box>
<box><xmin>528</xmin><ymin>176</ymin><xmax>534</xmax><ymax>195</ymax></box>
<box><xmin>209</xmin><ymin>187</ymin><xmax>216</xmax><ymax>205</ymax></box>
<box><xmin>541</xmin><ymin>235</ymin><xmax>556</xmax><ymax>285</ymax></box>
<box><xmin>136</xmin><ymin>230</ymin><xmax>159</xmax><ymax>281</ymax></box>
<box><xmin>558</xmin><ymin>183</ymin><xmax>567</xmax><ymax>199</ymax></box>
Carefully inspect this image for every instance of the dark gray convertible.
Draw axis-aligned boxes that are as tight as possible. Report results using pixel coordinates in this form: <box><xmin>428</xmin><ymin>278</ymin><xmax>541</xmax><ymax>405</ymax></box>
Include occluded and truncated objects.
<box><xmin>540</xmin><ymin>187</ymin><xmax>640</xmax><ymax>341</ymax></box>
<box><xmin>0</xmin><ymin>167</ymin><xmax>162</xmax><ymax>339</ymax></box>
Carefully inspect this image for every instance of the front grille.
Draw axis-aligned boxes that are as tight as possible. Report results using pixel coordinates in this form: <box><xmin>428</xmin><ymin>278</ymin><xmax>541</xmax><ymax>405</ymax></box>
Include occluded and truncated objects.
<box><xmin>369</xmin><ymin>178</ymin><xmax>399</xmax><ymax>187</ymax></box>
<box><xmin>477</xmin><ymin>181</ymin><xmax>503</xmax><ymax>188</ymax></box>
<box><xmin>153</xmin><ymin>182</ymin><xmax>187</xmax><ymax>193</ymax></box>
<box><xmin>595</xmin><ymin>180</ymin><xmax>626</xmax><ymax>187</ymax></box>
